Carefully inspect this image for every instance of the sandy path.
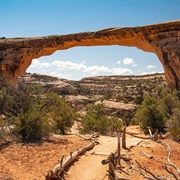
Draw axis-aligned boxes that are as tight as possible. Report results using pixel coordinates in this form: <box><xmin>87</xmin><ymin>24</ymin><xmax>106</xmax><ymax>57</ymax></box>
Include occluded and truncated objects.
<box><xmin>1</xmin><ymin>126</ymin><xmax>179</xmax><ymax>180</ymax></box>
<box><xmin>65</xmin><ymin>135</ymin><xmax>142</xmax><ymax>180</ymax></box>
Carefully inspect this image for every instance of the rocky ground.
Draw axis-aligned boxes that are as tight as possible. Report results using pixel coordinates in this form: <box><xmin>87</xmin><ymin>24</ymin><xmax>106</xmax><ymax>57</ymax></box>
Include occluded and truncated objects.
<box><xmin>0</xmin><ymin>126</ymin><xmax>179</xmax><ymax>180</ymax></box>
<box><xmin>0</xmin><ymin>135</ymin><xmax>89</xmax><ymax>180</ymax></box>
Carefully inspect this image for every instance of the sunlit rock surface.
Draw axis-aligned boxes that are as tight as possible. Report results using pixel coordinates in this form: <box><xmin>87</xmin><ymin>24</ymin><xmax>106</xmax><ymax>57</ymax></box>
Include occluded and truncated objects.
<box><xmin>0</xmin><ymin>20</ymin><xmax>180</xmax><ymax>89</ymax></box>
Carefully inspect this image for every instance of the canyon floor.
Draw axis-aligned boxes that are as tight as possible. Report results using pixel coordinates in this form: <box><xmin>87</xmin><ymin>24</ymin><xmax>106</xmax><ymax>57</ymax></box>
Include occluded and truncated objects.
<box><xmin>0</xmin><ymin>126</ymin><xmax>179</xmax><ymax>180</ymax></box>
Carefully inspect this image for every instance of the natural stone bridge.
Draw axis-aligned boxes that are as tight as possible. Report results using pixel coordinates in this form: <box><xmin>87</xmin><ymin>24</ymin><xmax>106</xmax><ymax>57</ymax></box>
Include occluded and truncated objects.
<box><xmin>0</xmin><ymin>20</ymin><xmax>180</xmax><ymax>89</ymax></box>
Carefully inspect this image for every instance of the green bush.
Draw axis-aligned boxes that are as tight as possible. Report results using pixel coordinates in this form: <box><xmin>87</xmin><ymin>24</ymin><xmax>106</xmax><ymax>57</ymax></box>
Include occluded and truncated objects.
<box><xmin>133</xmin><ymin>87</ymin><xmax>180</xmax><ymax>139</ymax></box>
<box><xmin>0</xmin><ymin>81</ymin><xmax>76</xmax><ymax>141</ymax></box>
<box><xmin>160</xmin><ymin>92</ymin><xmax>178</xmax><ymax>119</ymax></box>
<box><xmin>15</xmin><ymin>84</ymin><xmax>51</xmax><ymax>141</ymax></box>
<box><xmin>134</xmin><ymin>95</ymin><xmax>143</xmax><ymax>105</ymax></box>
<box><xmin>159</xmin><ymin>88</ymin><xmax>180</xmax><ymax>139</ymax></box>
<box><xmin>44</xmin><ymin>92</ymin><xmax>76</xmax><ymax>135</ymax></box>
<box><xmin>82</xmin><ymin>104</ymin><xmax>122</xmax><ymax>134</ymax></box>
<box><xmin>16</xmin><ymin>105</ymin><xmax>50</xmax><ymax>141</ymax></box>
<box><xmin>106</xmin><ymin>116</ymin><xmax>122</xmax><ymax>132</ymax></box>
<box><xmin>166</xmin><ymin>109</ymin><xmax>180</xmax><ymax>140</ymax></box>
<box><xmin>132</xmin><ymin>96</ymin><xmax>166</xmax><ymax>134</ymax></box>
<box><xmin>0</xmin><ymin>85</ymin><xmax>15</xmax><ymax>116</ymax></box>
<box><xmin>82</xmin><ymin>104</ymin><xmax>107</xmax><ymax>133</ymax></box>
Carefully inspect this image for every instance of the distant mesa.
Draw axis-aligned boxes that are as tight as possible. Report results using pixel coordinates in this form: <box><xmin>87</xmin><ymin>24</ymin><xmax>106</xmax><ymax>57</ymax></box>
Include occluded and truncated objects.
<box><xmin>20</xmin><ymin>73</ymin><xmax>76</xmax><ymax>94</ymax></box>
<box><xmin>0</xmin><ymin>20</ymin><xmax>180</xmax><ymax>89</ymax></box>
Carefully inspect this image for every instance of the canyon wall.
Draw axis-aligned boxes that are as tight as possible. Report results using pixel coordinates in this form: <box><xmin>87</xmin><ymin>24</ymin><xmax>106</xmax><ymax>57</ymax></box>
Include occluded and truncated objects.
<box><xmin>0</xmin><ymin>20</ymin><xmax>180</xmax><ymax>89</ymax></box>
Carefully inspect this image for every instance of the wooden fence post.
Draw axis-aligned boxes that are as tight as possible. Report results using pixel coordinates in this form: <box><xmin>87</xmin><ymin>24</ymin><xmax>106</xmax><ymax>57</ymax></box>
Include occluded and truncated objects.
<box><xmin>117</xmin><ymin>132</ymin><xmax>121</xmax><ymax>168</ymax></box>
<box><xmin>122</xmin><ymin>127</ymin><xmax>126</xmax><ymax>149</ymax></box>
<box><xmin>108</xmin><ymin>153</ymin><xmax>115</xmax><ymax>180</ymax></box>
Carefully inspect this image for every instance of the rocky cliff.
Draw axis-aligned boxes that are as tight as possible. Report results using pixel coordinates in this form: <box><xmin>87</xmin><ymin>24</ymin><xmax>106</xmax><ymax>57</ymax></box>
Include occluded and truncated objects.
<box><xmin>0</xmin><ymin>21</ymin><xmax>180</xmax><ymax>89</ymax></box>
<box><xmin>20</xmin><ymin>74</ymin><xmax>75</xmax><ymax>94</ymax></box>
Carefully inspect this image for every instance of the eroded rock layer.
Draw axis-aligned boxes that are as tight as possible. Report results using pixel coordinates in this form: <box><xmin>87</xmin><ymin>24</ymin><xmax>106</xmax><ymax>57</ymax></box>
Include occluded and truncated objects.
<box><xmin>0</xmin><ymin>20</ymin><xmax>180</xmax><ymax>89</ymax></box>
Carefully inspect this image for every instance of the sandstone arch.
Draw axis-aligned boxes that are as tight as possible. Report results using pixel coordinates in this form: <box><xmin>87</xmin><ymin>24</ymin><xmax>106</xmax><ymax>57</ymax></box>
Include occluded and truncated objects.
<box><xmin>0</xmin><ymin>20</ymin><xmax>180</xmax><ymax>89</ymax></box>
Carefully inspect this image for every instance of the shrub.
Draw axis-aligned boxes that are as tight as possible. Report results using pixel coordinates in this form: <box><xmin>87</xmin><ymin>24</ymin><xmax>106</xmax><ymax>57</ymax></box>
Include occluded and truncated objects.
<box><xmin>159</xmin><ymin>87</ymin><xmax>180</xmax><ymax>139</ymax></box>
<box><xmin>82</xmin><ymin>104</ymin><xmax>122</xmax><ymax>134</ymax></box>
<box><xmin>104</xmin><ymin>92</ymin><xmax>112</xmax><ymax>100</ymax></box>
<box><xmin>16</xmin><ymin>105</ymin><xmax>50</xmax><ymax>141</ymax></box>
<box><xmin>134</xmin><ymin>95</ymin><xmax>143</xmax><ymax>105</ymax></box>
<box><xmin>82</xmin><ymin>104</ymin><xmax>107</xmax><ymax>134</ymax></box>
<box><xmin>0</xmin><ymin>84</ymin><xmax>15</xmax><ymax>116</ymax></box>
<box><xmin>0</xmin><ymin>81</ymin><xmax>77</xmax><ymax>141</ymax></box>
<box><xmin>44</xmin><ymin>92</ymin><xmax>76</xmax><ymax>135</ymax></box>
<box><xmin>132</xmin><ymin>96</ymin><xmax>166</xmax><ymax>134</ymax></box>
<box><xmin>160</xmin><ymin>91</ymin><xmax>178</xmax><ymax>119</ymax></box>
<box><xmin>15</xmin><ymin>84</ymin><xmax>51</xmax><ymax>141</ymax></box>
<box><xmin>166</xmin><ymin>108</ymin><xmax>180</xmax><ymax>140</ymax></box>
<box><xmin>107</xmin><ymin>116</ymin><xmax>122</xmax><ymax>133</ymax></box>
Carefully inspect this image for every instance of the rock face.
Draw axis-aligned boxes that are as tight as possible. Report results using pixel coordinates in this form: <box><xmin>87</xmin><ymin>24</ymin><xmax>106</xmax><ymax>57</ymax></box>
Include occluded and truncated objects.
<box><xmin>20</xmin><ymin>74</ymin><xmax>76</xmax><ymax>94</ymax></box>
<box><xmin>0</xmin><ymin>21</ymin><xmax>180</xmax><ymax>89</ymax></box>
<box><xmin>79</xmin><ymin>73</ymin><xmax>166</xmax><ymax>94</ymax></box>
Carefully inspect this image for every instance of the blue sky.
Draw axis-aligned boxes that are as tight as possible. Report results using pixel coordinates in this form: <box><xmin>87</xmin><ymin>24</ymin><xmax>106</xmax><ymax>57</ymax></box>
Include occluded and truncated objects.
<box><xmin>1</xmin><ymin>0</ymin><xmax>180</xmax><ymax>80</ymax></box>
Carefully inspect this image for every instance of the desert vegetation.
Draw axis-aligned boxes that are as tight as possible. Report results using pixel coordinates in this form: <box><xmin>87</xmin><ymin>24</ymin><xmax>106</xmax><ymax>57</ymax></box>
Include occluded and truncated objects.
<box><xmin>81</xmin><ymin>103</ymin><xmax>122</xmax><ymax>134</ymax></box>
<box><xmin>0</xmin><ymin>79</ymin><xmax>76</xmax><ymax>143</ymax></box>
<box><xmin>0</xmin><ymin>73</ymin><xmax>179</xmax><ymax>144</ymax></box>
<box><xmin>0</xmin><ymin>74</ymin><xmax>180</xmax><ymax>180</ymax></box>
<box><xmin>132</xmin><ymin>88</ymin><xmax>180</xmax><ymax>140</ymax></box>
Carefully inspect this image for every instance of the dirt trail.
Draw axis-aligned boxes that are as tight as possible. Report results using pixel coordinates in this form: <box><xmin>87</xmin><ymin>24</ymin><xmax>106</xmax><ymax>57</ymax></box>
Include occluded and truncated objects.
<box><xmin>65</xmin><ymin>136</ymin><xmax>117</xmax><ymax>180</ymax></box>
<box><xmin>64</xmin><ymin>126</ymin><xmax>180</xmax><ymax>180</ymax></box>
<box><xmin>65</xmin><ymin>131</ymin><xmax>143</xmax><ymax>180</ymax></box>
<box><xmin>0</xmin><ymin>126</ymin><xmax>179</xmax><ymax>180</ymax></box>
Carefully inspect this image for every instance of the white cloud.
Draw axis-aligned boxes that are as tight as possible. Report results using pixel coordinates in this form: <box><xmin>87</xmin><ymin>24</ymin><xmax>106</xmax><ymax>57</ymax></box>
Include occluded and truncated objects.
<box><xmin>123</xmin><ymin>57</ymin><xmax>135</xmax><ymax>65</ymax></box>
<box><xmin>111</xmin><ymin>68</ymin><xmax>133</xmax><ymax>75</ymax></box>
<box><xmin>52</xmin><ymin>60</ymin><xmax>86</xmax><ymax>70</ymax></box>
<box><xmin>31</xmin><ymin>59</ymin><xmax>39</xmax><ymax>67</ymax></box>
<box><xmin>50</xmin><ymin>71</ymin><xmax>71</xmax><ymax>79</ymax></box>
<box><xmin>29</xmin><ymin>59</ymin><xmax>134</xmax><ymax>79</ymax></box>
<box><xmin>51</xmin><ymin>60</ymin><xmax>133</xmax><ymax>76</ymax></box>
<box><xmin>31</xmin><ymin>59</ymin><xmax>52</xmax><ymax>68</ymax></box>
<box><xmin>83</xmin><ymin>65</ymin><xmax>111</xmax><ymax>75</ymax></box>
<box><xmin>147</xmin><ymin>65</ymin><xmax>157</xmax><ymax>69</ymax></box>
<box><xmin>116</xmin><ymin>60</ymin><xmax>121</xmax><ymax>64</ymax></box>
<box><xmin>140</xmin><ymin>71</ymin><xmax>156</xmax><ymax>75</ymax></box>
<box><xmin>132</xmin><ymin>64</ymin><xmax>137</xmax><ymax>67</ymax></box>
<box><xmin>41</xmin><ymin>62</ymin><xmax>52</xmax><ymax>68</ymax></box>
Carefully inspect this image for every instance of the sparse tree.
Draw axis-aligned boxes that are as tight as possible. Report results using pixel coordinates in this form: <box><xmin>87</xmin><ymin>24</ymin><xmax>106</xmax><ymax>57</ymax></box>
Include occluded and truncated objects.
<box><xmin>45</xmin><ymin>92</ymin><xmax>76</xmax><ymax>135</ymax></box>
<box><xmin>166</xmin><ymin>108</ymin><xmax>180</xmax><ymax>140</ymax></box>
<box><xmin>132</xmin><ymin>96</ymin><xmax>166</xmax><ymax>134</ymax></box>
<box><xmin>16</xmin><ymin>83</ymin><xmax>51</xmax><ymax>141</ymax></box>
<box><xmin>107</xmin><ymin>116</ymin><xmax>122</xmax><ymax>133</ymax></box>
<box><xmin>82</xmin><ymin>104</ymin><xmax>107</xmax><ymax>134</ymax></box>
<box><xmin>82</xmin><ymin>104</ymin><xmax>122</xmax><ymax>134</ymax></box>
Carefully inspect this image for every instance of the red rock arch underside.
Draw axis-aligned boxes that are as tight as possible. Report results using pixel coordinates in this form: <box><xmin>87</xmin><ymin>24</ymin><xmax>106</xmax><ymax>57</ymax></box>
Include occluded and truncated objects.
<box><xmin>0</xmin><ymin>21</ymin><xmax>180</xmax><ymax>89</ymax></box>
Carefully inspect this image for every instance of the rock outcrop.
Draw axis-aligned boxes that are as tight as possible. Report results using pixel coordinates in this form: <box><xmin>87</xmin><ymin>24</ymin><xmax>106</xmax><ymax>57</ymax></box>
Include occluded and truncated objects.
<box><xmin>0</xmin><ymin>20</ymin><xmax>180</xmax><ymax>89</ymax></box>
<box><xmin>20</xmin><ymin>74</ymin><xmax>76</xmax><ymax>94</ymax></box>
<box><xmin>79</xmin><ymin>73</ymin><xmax>166</xmax><ymax>94</ymax></box>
